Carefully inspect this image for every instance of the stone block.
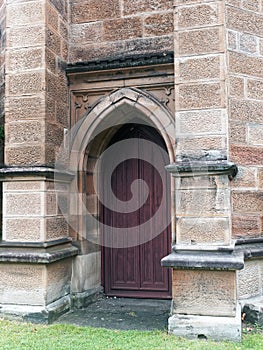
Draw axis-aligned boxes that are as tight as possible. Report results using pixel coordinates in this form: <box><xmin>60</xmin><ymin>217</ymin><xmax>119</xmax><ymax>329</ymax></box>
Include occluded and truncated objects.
<box><xmin>176</xmin><ymin>188</ymin><xmax>230</xmax><ymax>215</ymax></box>
<box><xmin>71</xmin><ymin>23</ymin><xmax>103</xmax><ymax>45</ymax></box>
<box><xmin>7</xmin><ymin>121</ymin><xmax>44</xmax><ymax>144</ymax></box>
<box><xmin>71</xmin><ymin>252</ymin><xmax>101</xmax><ymax>293</ymax></box>
<box><xmin>177</xmin><ymin>136</ymin><xmax>226</xmax><ymax>151</ymax></box>
<box><xmin>232</xmin><ymin>191</ymin><xmax>263</xmax><ymax>213</ymax></box>
<box><xmin>46</xmin><ymin>28</ymin><xmax>61</xmax><ymax>56</ymax></box>
<box><xmin>177</xmin><ymin>3</ymin><xmax>221</xmax><ymax>29</ymax></box>
<box><xmin>6</xmin><ymin>72</ymin><xmax>45</xmax><ymax>96</ymax></box>
<box><xmin>228</xmin><ymin>51</ymin><xmax>263</xmax><ymax>79</ymax></box>
<box><xmin>227</xmin><ymin>29</ymin><xmax>237</xmax><ymax>50</ymax></box>
<box><xmin>4</xmin><ymin>192</ymin><xmax>43</xmax><ymax>216</ymax></box>
<box><xmin>8</xmin><ymin>25</ymin><xmax>45</xmax><ymax>48</ymax></box>
<box><xmin>45</xmin><ymin>192</ymin><xmax>57</xmax><ymax>216</ymax></box>
<box><xmin>168</xmin><ymin>308</ymin><xmax>241</xmax><ymax>342</ymax></box>
<box><xmin>240</xmin><ymin>33</ymin><xmax>258</xmax><ymax>54</ymax></box>
<box><xmin>229</xmin><ymin>98</ymin><xmax>263</xmax><ymax>123</ymax></box>
<box><xmin>5</xmin><ymin>96</ymin><xmax>45</xmax><ymax>121</ymax></box>
<box><xmin>178</xmin><ymin>82</ymin><xmax>224</xmax><ymax>110</ymax></box>
<box><xmin>230</xmin><ymin>145</ymin><xmax>263</xmax><ymax>166</ymax></box>
<box><xmin>6</xmin><ymin>1</ymin><xmax>44</xmax><ymax>27</ymax></box>
<box><xmin>231</xmin><ymin>166</ymin><xmax>257</xmax><ymax>188</ymax></box>
<box><xmin>238</xmin><ymin>261</ymin><xmax>261</xmax><ymax>299</ymax></box>
<box><xmin>227</xmin><ymin>6</ymin><xmax>263</xmax><ymax>36</ymax></box>
<box><xmin>229</xmin><ymin>121</ymin><xmax>246</xmax><ymax>144</ymax></box>
<box><xmin>178</xmin><ymin>55</ymin><xmax>221</xmax><ymax>82</ymax></box>
<box><xmin>177</xmin><ymin>109</ymin><xmax>226</xmax><ymax>136</ymax></box>
<box><xmin>178</xmin><ymin>27</ymin><xmax>223</xmax><ymax>56</ymax></box>
<box><xmin>172</xmin><ymin>270</ymin><xmax>237</xmax><ymax>317</ymax></box>
<box><xmin>46</xmin><ymin>1</ymin><xmax>59</xmax><ymax>31</ymax></box>
<box><xmin>242</xmin><ymin>0</ymin><xmax>260</xmax><ymax>12</ymax></box>
<box><xmin>228</xmin><ymin>76</ymin><xmax>244</xmax><ymax>98</ymax></box>
<box><xmin>103</xmin><ymin>17</ymin><xmax>143</xmax><ymax>41</ymax></box>
<box><xmin>4</xmin><ymin>181</ymin><xmax>45</xmax><ymax>192</ymax></box>
<box><xmin>248</xmin><ymin>124</ymin><xmax>263</xmax><ymax>146</ymax></box>
<box><xmin>247</xmin><ymin>79</ymin><xmax>263</xmax><ymax>100</ymax></box>
<box><xmin>4</xmin><ymin>218</ymin><xmax>43</xmax><ymax>241</ymax></box>
<box><xmin>259</xmin><ymin>168</ymin><xmax>263</xmax><ymax>189</ymax></box>
<box><xmin>6</xmin><ymin>48</ymin><xmax>43</xmax><ymax>73</ymax></box>
<box><xmin>46</xmin><ymin>260</ymin><xmax>71</xmax><ymax>304</ymax></box>
<box><xmin>45</xmin><ymin>216</ymin><xmax>68</xmax><ymax>240</ymax></box>
<box><xmin>0</xmin><ymin>264</ymin><xmax>45</xmax><ymax>306</ymax></box>
<box><xmin>5</xmin><ymin>145</ymin><xmax>45</xmax><ymax>166</ymax></box>
<box><xmin>178</xmin><ymin>175</ymin><xmax>228</xmax><ymax>190</ymax></box>
<box><xmin>71</xmin><ymin>0</ymin><xmax>120</xmax><ymax>24</ymax></box>
<box><xmin>177</xmin><ymin>217</ymin><xmax>230</xmax><ymax>245</ymax></box>
<box><xmin>123</xmin><ymin>0</ymin><xmax>173</xmax><ymax>16</ymax></box>
<box><xmin>144</xmin><ymin>12</ymin><xmax>174</xmax><ymax>37</ymax></box>
<box><xmin>232</xmin><ymin>214</ymin><xmax>262</xmax><ymax>238</ymax></box>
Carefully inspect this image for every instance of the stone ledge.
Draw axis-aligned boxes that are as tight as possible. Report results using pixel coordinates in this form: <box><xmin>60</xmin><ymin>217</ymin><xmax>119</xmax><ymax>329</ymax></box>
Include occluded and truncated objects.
<box><xmin>161</xmin><ymin>250</ymin><xmax>244</xmax><ymax>271</ymax></box>
<box><xmin>66</xmin><ymin>51</ymin><xmax>174</xmax><ymax>73</ymax></box>
<box><xmin>0</xmin><ymin>166</ymin><xmax>74</xmax><ymax>182</ymax></box>
<box><xmin>0</xmin><ymin>295</ymin><xmax>71</xmax><ymax>324</ymax></box>
<box><xmin>0</xmin><ymin>244</ymin><xmax>79</xmax><ymax>264</ymax></box>
<box><xmin>166</xmin><ymin>160</ymin><xmax>238</xmax><ymax>180</ymax></box>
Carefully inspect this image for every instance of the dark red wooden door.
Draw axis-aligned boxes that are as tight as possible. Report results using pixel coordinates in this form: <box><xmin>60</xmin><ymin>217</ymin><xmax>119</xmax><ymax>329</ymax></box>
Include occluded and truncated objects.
<box><xmin>102</xmin><ymin>124</ymin><xmax>171</xmax><ymax>298</ymax></box>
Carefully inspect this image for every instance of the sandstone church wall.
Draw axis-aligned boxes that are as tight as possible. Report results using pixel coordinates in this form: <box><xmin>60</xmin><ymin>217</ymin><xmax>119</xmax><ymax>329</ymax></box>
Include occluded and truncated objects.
<box><xmin>69</xmin><ymin>0</ymin><xmax>174</xmax><ymax>61</ymax></box>
<box><xmin>226</xmin><ymin>1</ymin><xmax>263</xmax><ymax>240</ymax></box>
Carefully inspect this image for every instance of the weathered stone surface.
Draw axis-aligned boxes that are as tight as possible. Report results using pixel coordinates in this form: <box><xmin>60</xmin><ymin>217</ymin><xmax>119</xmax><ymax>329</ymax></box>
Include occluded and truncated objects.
<box><xmin>172</xmin><ymin>270</ymin><xmax>237</xmax><ymax>316</ymax></box>
<box><xmin>247</xmin><ymin>79</ymin><xmax>263</xmax><ymax>100</ymax></box>
<box><xmin>71</xmin><ymin>0</ymin><xmax>121</xmax><ymax>24</ymax></box>
<box><xmin>4</xmin><ymin>193</ymin><xmax>42</xmax><ymax>216</ymax></box>
<box><xmin>229</xmin><ymin>121</ymin><xmax>246</xmax><ymax>144</ymax></box>
<box><xmin>178</xmin><ymin>27</ymin><xmax>223</xmax><ymax>55</ymax></box>
<box><xmin>231</xmin><ymin>145</ymin><xmax>263</xmax><ymax>166</ymax></box>
<box><xmin>103</xmin><ymin>17</ymin><xmax>143</xmax><ymax>41</ymax></box>
<box><xmin>4</xmin><ymin>218</ymin><xmax>43</xmax><ymax>241</ymax></box>
<box><xmin>178</xmin><ymin>82</ymin><xmax>224</xmax><ymax>110</ymax></box>
<box><xmin>238</xmin><ymin>261</ymin><xmax>261</xmax><ymax>299</ymax></box>
<box><xmin>5</xmin><ymin>146</ymin><xmax>45</xmax><ymax>166</ymax></box>
<box><xmin>46</xmin><ymin>259</ymin><xmax>71</xmax><ymax>304</ymax></box>
<box><xmin>229</xmin><ymin>99</ymin><xmax>263</xmax><ymax>123</ymax></box>
<box><xmin>177</xmin><ymin>109</ymin><xmax>226</xmax><ymax>135</ymax></box>
<box><xmin>177</xmin><ymin>217</ymin><xmax>230</xmax><ymax>245</ymax></box>
<box><xmin>8</xmin><ymin>25</ymin><xmax>45</xmax><ymax>48</ymax></box>
<box><xmin>178</xmin><ymin>3</ymin><xmax>221</xmax><ymax>29</ymax></box>
<box><xmin>248</xmin><ymin>124</ymin><xmax>263</xmax><ymax>146</ymax></box>
<box><xmin>123</xmin><ymin>0</ymin><xmax>173</xmax><ymax>16</ymax></box>
<box><xmin>228</xmin><ymin>51</ymin><xmax>263</xmax><ymax>79</ymax></box>
<box><xmin>144</xmin><ymin>12</ymin><xmax>173</xmax><ymax>37</ymax></box>
<box><xmin>232</xmin><ymin>191</ymin><xmax>263</xmax><ymax>213</ymax></box>
<box><xmin>0</xmin><ymin>264</ymin><xmax>45</xmax><ymax>305</ymax></box>
<box><xmin>178</xmin><ymin>55</ymin><xmax>221</xmax><ymax>82</ymax></box>
<box><xmin>7</xmin><ymin>72</ymin><xmax>45</xmax><ymax>96</ymax></box>
<box><xmin>227</xmin><ymin>6</ymin><xmax>263</xmax><ymax>36</ymax></box>
<box><xmin>168</xmin><ymin>309</ymin><xmax>241</xmax><ymax>342</ymax></box>
<box><xmin>6</xmin><ymin>2</ymin><xmax>44</xmax><ymax>27</ymax></box>
<box><xmin>231</xmin><ymin>166</ymin><xmax>257</xmax><ymax>188</ymax></box>
<box><xmin>176</xmin><ymin>188</ymin><xmax>230</xmax><ymax>215</ymax></box>
<box><xmin>7</xmin><ymin>48</ymin><xmax>43</xmax><ymax>72</ymax></box>
<box><xmin>228</xmin><ymin>76</ymin><xmax>244</xmax><ymax>98</ymax></box>
<box><xmin>232</xmin><ymin>215</ymin><xmax>262</xmax><ymax>238</ymax></box>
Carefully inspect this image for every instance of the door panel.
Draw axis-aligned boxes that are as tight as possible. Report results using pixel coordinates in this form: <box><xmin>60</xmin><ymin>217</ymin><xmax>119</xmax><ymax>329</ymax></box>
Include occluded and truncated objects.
<box><xmin>102</xmin><ymin>124</ymin><xmax>171</xmax><ymax>298</ymax></box>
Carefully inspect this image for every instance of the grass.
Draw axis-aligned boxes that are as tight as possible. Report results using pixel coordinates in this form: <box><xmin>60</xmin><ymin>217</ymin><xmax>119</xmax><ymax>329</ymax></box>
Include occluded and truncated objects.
<box><xmin>0</xmin><ymin>320</ymin><xmax>263</xmax><ymax>350</ymax></box>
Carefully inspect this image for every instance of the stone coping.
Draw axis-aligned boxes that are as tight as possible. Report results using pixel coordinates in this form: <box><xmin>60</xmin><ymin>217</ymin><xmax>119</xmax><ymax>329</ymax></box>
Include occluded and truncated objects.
<box><xmin>0</xmin><ymin>244</ymin><xmax>78</xmax><ymax>264</ymax></box>
<box><xmin>0</xmin><ymin>166</ymin><xmax>74</xmax><ymax>182</ymax></box>
<box><xmin>161</xmin><ymin>250</ymin><xmax>244</xmax><ymax>271</ymax></box>
<box><xmin>66</xmin><ymin>51</ymin><xmax>174</xmax><ymax>73</ymax></box>
<box><xmin>166</xmin><ymin>160</ymin><xmax>238</xmax><ymax>180</ymax></box>
<box><xmin>0</xmin><ymin>237</ymin><xmax>72</xmax><ymax>249</ymax></box>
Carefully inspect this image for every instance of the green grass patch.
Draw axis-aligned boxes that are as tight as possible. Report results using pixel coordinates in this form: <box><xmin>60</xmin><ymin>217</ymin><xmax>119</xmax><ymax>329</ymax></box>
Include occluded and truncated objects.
<box><xmin>0</xmin><ymin>320</ymin><xmax>263</xmax><ymax>350</ymax></box>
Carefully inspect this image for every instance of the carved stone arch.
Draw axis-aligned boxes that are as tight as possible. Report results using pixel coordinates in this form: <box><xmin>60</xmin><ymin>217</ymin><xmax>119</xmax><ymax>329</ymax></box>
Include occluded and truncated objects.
<box><xmin>69</xmin><ymin>87</ymin><xmax>175</xmax><ymax>171</ymax></box>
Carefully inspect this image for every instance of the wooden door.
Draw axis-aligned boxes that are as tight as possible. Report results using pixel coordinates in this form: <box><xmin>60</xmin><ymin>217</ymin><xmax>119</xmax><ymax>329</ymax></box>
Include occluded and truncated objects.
<box><xmin>102</xmin><ymin>124</ymin><xmax>171</xmax><ymax>298</ymax></box>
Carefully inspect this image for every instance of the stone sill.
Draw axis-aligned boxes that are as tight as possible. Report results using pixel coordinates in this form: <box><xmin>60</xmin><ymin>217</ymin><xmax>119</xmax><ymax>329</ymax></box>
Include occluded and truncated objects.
<box><xmin>0</xmin><ymin>244</ymin><xmax>78</xmax><ymax>264</ymax></box>
<box><xmin>161</xmin><ymin>250</ymin><xmax>244</xmax><ymax>271</ymax></box>
<box><xmin>0</xmin><ymin>166</ymin><xmax>74</xmax><ymax>182</ymax></box>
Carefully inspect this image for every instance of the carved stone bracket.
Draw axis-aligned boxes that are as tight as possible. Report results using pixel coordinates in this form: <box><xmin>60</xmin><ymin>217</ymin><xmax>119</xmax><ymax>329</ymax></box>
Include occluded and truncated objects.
<box><xmin>166</xmin><ymin>160</ymin><xmax>238</xmax><ymax>180</ymax></box>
